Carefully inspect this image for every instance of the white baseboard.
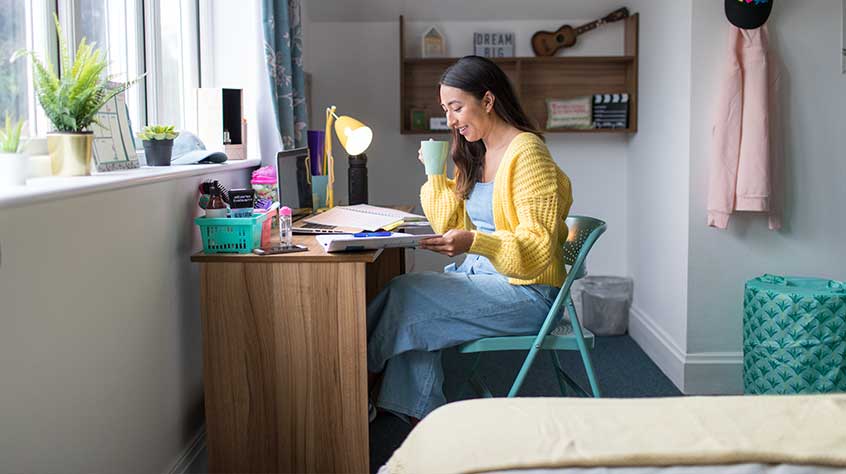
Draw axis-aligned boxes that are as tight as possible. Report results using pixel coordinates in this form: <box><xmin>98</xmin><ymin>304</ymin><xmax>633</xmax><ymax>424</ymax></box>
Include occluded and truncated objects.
<box><xmin>166</xmin><ymin>424</ymin><xmax>206</xmax><ymax>474</ymax></box>
<box><xmin>629</xmin><ymin>305</ymin><xmax>743</xmax><ymax>395</ymax></box>
<box><xmin>628</xmin><ymin>305</ymin><xmax>686</xmax><ymax>391</ymax></box>
<box><xmin>628</xmin><ymin>305</ymin><xmax>743</xmax><ymax>395</ymax></box>
<box><xmin>684</xmin><ymin>351</ymin><xmax>744</xmax><ymax>395</ymax></box>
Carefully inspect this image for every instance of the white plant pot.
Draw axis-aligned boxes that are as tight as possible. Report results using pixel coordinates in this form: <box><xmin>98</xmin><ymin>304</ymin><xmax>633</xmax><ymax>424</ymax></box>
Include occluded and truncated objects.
<box><xmin>0</xmin><ymin>153</ymin><xmax>29</xmax><ymax>187</ymax></box>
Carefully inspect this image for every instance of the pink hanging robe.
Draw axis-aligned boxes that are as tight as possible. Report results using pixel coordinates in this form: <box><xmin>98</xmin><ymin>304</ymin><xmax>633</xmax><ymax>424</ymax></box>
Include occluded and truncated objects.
<box><xmin>707</xmin><ymin>25</ymin><xmax>782</xmax><ymax>230</ymax></box>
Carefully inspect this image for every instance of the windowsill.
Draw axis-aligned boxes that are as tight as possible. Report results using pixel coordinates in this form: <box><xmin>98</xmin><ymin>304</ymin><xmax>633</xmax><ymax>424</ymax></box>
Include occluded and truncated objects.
<box><xmin>0</xmin><ymin>158</ymin><xmax>261</xmax><ymax>210</ymax></box>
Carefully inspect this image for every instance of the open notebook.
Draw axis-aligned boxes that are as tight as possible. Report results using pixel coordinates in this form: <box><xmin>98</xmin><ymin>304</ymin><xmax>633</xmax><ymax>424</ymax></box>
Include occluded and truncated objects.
<box><xmin>294</xmin><ymin>204</ymin><xmax>425</xmax><ymax>234</ymax></box>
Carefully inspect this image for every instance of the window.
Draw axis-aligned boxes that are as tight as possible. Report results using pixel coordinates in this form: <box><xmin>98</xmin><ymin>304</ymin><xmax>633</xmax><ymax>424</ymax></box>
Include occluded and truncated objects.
<box><xmin>1</xmin><ymin>0</ymin><xmax>54</xmax><ymax>135</ymax></box>
<box><xmin>149</xmin><ymin>0</ymin><xmax>200</xmax><ymax>129</ymax></box>
<box><xmin>0</xmin><ymin>0</ymin><xmax>199</xmax><ymax>140</ymax></box>
<box><xmin>0</xmin><ymin>0</ymin><xmax>28</xmax><ymax>123</ymax></box>
<box><xmin>74</xmin><ymin>0</ymin><xmax>146</xmax><ymax>134</ymax></box>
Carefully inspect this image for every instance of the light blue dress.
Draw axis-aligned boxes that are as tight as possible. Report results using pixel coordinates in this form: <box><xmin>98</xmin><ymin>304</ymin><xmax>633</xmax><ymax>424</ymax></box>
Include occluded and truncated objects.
<box><xmin>366</xmin><ymin>180</ymin><xmax>559</xmax><ymax>420</ymax></box>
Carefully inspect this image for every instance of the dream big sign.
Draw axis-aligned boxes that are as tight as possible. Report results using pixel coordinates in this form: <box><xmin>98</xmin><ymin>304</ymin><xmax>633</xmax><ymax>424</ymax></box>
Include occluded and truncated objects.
<box><xmin>474</xmin><ymin>32</ymin><xmax>514</xmax><ymax>58</ymax></box>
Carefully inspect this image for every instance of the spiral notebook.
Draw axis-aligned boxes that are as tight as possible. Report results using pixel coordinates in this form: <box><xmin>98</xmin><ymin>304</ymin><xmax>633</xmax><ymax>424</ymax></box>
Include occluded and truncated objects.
<box><xmin>297</xmin><ymin>204</ymin><xmax>425</xmax><ymax>233</ymax></box>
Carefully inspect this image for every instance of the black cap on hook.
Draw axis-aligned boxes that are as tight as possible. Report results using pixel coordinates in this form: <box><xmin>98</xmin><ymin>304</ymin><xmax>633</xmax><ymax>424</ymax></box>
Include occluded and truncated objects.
<box><xmin>725</xmin><ymin>0</ymin><xmax>773</xmax><ymax>30</ymax></box>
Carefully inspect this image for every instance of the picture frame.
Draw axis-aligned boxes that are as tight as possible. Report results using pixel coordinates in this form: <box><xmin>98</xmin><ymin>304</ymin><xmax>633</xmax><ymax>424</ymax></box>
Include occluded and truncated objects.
<box><xmin>90</xmin><ymin>86</ymin><xmax>139</xmax><ymax>172</ymax></box>
<box><xmin>421</xmin><ymin>25</ymin><xmax>446</xmax><ymax>58</ymax></box>
<box><xmin>410</xmin><ymin>109</ymin><xmax>427</xmax><ymax>131</ymax></box>
<box><xmin>429</xmin><ymin>117</ymin><xmax>449</xmax><ymax>131</ymax></box>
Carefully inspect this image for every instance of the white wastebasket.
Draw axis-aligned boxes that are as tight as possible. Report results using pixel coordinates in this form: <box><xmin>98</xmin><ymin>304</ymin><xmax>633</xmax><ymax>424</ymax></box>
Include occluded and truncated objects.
<box><xmin>572</xmin><ymin>276</ymin><xmax>634</xmax><ymax>336</ymax></box>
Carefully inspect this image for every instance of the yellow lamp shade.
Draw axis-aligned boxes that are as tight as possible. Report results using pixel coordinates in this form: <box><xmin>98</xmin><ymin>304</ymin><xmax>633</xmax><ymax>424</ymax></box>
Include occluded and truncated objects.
<box><xmin>334</xmin><ymin>115</ymin><xmax>372</xmax><ymax>155</ymax></box>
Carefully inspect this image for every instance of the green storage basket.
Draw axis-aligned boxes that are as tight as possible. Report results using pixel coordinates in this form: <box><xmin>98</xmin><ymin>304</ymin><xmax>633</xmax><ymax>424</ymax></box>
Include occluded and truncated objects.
<box><xmin>195</xmin><ymin>212</ymin><xmax>271</xmax><ymax>254</ymax></box>
<box><xmin>743</xmin><ymin>274</ymin><xmax>846</xmax><ymax>394</ymax></box>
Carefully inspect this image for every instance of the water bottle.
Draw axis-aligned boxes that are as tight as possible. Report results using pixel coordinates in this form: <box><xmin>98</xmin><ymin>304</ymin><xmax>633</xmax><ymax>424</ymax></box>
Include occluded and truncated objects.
<box><xmin>279</xmin><ymin>206</ymin><xmax>293</xmax><ymax>247</ymax></box>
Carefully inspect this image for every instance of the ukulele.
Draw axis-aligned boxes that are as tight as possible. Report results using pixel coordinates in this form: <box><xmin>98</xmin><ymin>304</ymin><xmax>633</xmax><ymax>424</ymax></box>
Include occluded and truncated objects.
<box><xmin>531</xmin><ymin>8</ymin><xmax>630</xmax><ymax>57</ymax></box>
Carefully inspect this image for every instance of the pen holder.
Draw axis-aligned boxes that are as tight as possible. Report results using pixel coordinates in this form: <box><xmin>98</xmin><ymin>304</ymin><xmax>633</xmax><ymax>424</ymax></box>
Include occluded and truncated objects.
<box><xmin>311</xmin><ymin>174</ymin><xmax>330</xmax><ymax>209</ymax></box>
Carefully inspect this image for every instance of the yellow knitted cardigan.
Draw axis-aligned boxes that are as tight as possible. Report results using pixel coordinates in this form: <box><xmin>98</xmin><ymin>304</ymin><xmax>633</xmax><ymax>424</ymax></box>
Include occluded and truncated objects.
<box><xmin>420</xmin><ymin>132</ymin><xmax>573</xmax><ymax>287</ymax></box>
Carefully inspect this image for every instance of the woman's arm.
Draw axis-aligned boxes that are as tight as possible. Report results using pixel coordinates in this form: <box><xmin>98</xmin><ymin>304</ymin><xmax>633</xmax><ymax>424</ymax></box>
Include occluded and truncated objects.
<box><xmin>469</xmin><ymin>149</ymin><xmax>570</xmax><ymax>280</ymax></box>
<box><xmin>420</xmin><ymin>174</ymin><xmax>466</xmax><ymax>234</ymax></box>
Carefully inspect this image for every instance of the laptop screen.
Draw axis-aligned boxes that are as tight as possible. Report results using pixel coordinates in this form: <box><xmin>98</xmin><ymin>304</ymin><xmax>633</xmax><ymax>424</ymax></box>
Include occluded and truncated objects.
<box><xmin>276</xmin><ymin>147</ymin><xmax>312</xmax><ymax>214</ymax></box>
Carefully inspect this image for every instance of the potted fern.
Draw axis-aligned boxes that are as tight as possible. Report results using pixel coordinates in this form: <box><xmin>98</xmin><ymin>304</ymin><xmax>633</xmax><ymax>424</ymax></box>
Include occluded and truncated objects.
<box><xmin>0</xmin><ymin>113</ymin><xmax>27</xmax><ymax>187</ymax></box>
<box><xmin>13</xmin><ymin>17</ymin><xmax>137</xmax><ymax>176</ymax></box>
<box><xmin>138</xmin><ymin>125</ymin><xmax>179</xmax><ymax>166</ymax></box>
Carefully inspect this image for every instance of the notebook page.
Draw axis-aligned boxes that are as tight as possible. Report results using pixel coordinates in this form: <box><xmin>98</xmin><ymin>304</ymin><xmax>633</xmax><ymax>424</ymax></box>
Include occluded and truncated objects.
<box><xmin>346</xmin><ymin>204</ymin><xmax>424</xmax><ymax>220</ymax></box>
<box><xmin>303</xmin><ymin>206</ymin><xmax>401</xmax><ymax>231</ymax></box>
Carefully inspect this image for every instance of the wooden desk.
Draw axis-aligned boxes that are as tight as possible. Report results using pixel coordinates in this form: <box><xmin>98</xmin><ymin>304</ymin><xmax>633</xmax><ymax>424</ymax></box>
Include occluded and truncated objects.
<box><xmin>191</xmin><ymin>232</ymin><xmax>408</xmax><ymax>473</ymax></box>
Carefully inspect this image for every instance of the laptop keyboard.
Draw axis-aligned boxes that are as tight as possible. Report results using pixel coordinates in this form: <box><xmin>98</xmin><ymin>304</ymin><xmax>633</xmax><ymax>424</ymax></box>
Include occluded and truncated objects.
<box><xmin>300</xmin><ymin>222</ymin><xmax>336</xmax><ymax>230</ymax></box>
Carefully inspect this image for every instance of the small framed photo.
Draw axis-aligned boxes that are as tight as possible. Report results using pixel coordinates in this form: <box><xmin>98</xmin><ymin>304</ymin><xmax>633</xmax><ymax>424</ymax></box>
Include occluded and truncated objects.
<box><xmin>429</xmin><ymin>117</ymin><xmax>449</xmax><ymax>131</ymax></box>
<box><xmin>474</xmin><ymin>32</ymin><xmax>515</xmax><ymax>58</ymax></box>
<box><xmin>410</xmin><ymin>109</ymin><xmax>427</xmax><ymax>131</ymax></box>
<box><xmin>422</xmin><ymin>26</ymin><xmax>446</xmax><ymax>58</ymax></box>
<box><xmin>91</xmin><ymin>86</ymin><xmax>139</xmax><ymax>172</ymax></box>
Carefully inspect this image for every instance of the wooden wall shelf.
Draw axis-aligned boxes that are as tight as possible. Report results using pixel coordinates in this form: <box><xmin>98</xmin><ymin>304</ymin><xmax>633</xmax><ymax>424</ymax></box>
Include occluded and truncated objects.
<box><xmin>399</xmin><ymin>15</ymin><xmax>639</xmax><ymax>135</ymax></box>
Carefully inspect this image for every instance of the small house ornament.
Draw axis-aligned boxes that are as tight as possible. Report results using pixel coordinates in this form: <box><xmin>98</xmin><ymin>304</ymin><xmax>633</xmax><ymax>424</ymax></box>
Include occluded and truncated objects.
<box><xmin>422</xmin><ymin>26</ymin><xmax>446</xmax><ymax>57</ymax></box>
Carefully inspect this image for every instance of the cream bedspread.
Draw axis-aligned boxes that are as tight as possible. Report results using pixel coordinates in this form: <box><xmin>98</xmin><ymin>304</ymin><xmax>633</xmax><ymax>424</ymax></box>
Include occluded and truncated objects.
<box><xmin>385</xmin><ymin>395</ymin><xmax>846</xmax><ymax>474</ymax></box>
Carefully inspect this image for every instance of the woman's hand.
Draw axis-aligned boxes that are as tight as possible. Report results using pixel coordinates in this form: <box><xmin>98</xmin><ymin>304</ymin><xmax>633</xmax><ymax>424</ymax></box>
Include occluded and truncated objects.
<box><xmin>417</xmin><ymin>145</ymin><xmax>424</xmax><ymax>167</ymax></box>
<box><xmin>419</xmin><ymin>230</ymin><xmax>474</xmax><ymax>257</ymax></box>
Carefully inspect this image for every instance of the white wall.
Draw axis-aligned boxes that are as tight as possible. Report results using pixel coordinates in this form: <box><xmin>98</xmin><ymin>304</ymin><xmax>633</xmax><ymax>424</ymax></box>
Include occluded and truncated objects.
<box><xmin>685</xmin><ymin>0</ymin><xmax>846</xmax><ymax>393</ymax></box>
<box><xmin>303</xmin><ymin>3</ymin><xmax>631</xmax><ymax>275</ymax></box>
<box><xmin>623</xmin><ymin>0</ymin><xmax>692</xmax><ymax>390</ymax></box>
<box><xmin>0</xmin><ymin>168</ymin><xmax>251</xmax><ymax>473</ymax></box>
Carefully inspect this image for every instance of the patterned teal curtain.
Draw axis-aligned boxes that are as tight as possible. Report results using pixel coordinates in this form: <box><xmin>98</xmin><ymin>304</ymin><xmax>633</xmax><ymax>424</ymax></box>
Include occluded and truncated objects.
<box><xmin>261</xmin><ymin>0</ymin><xmax>307</xmax><ymax>149</ymax></box>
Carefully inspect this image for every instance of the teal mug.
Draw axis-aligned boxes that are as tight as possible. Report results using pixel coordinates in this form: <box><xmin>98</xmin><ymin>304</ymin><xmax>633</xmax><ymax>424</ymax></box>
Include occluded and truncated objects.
<box><xmin>420</xmin><ymin>139</ymin><xmax>449</xmax><ymax>176</ymax></box>
<box><xmin>311</xmin><ymin>174</ymin><xmax>329</xmax><ymax>209</ymax></box>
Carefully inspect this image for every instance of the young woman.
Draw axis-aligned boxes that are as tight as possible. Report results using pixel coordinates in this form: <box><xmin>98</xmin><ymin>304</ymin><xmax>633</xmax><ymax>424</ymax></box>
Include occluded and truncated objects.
<box><xmin>367</xmin><ymin>55</ymin><xmax>573</xmax><ymax>424</ymax></box>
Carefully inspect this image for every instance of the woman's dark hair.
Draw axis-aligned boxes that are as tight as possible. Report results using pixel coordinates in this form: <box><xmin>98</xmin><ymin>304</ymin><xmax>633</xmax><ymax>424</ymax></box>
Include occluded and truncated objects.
<box><xmin>439</xmin><ymin>55</ymin><xmax>542</xmax><ymax>199</ymax></box>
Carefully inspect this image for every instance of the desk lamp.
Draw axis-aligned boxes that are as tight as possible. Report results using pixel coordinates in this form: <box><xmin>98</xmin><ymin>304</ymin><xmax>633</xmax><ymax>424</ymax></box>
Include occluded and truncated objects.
<box><xmin>326</xmin><ymin>105</ymin><xmax>373</xmax><ymax>205</ymax></box>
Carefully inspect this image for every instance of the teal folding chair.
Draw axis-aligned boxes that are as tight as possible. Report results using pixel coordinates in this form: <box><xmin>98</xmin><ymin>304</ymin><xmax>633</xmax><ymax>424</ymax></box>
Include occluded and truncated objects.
<box><xmin>458</xmin><ymin>215</ymin><xmax>607</xmax><ymax>398</ymax></box>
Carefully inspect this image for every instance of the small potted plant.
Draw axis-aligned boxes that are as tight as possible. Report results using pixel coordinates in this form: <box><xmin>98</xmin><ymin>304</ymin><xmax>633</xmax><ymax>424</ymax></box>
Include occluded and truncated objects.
<box><xmin>12</xmin><ymin>16</ymin><xmax>139</xmax><ymax>176</ymax></box>
<box><xmin>0</xmin><ymin>113</ymin><xmax>28</xmax><ymax>187</ymax></box>
<box><xmin>137</xmin><ymin>125</ymin><xmax>179</xmax><ymax>166</ymax></box>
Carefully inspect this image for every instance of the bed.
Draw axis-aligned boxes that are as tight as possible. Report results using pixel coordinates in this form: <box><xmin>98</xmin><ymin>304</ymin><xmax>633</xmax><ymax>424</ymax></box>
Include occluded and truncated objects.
<box><xmin>380</xmin><ymin>395</ymin><xmax>846</xmax><ymax>474</ymax></box>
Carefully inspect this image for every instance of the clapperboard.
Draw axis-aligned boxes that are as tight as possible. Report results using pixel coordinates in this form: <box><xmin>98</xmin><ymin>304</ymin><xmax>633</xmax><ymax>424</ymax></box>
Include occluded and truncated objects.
<box><xmin>593</xmin><ymin>94</ymin><xmax>629</xmax><ymax>129</ymax></box>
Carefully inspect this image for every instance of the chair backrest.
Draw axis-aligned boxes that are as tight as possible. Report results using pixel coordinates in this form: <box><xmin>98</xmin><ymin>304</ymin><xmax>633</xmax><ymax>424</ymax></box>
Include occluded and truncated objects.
<box><xmin>532</xmin><ymin>216</ymin><xmax>607</xmax><ymax>341</ymax></box>
<box><xmin>563</xmin><ymin>216</ymin><xmax>607</xmax><ymax>266</ymax></box>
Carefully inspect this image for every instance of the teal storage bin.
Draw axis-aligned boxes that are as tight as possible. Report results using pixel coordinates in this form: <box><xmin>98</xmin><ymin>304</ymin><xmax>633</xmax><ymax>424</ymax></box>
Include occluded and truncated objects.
<box><xmin>743</xmin><ymin>274</ymin><xmax>846</xmax><ymax>394</ymax></box>
<box><xmin>195</xmin><ymin>211</ymin><xmax>272</xmax><ymax>254</ymax></box>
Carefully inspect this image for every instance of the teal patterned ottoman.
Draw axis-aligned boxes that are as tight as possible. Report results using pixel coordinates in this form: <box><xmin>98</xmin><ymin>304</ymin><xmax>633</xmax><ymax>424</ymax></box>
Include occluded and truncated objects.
<box><xmin>743</xmin><ymin>274</ymin><xmax>846</xmax><ymax>394</ymax></box>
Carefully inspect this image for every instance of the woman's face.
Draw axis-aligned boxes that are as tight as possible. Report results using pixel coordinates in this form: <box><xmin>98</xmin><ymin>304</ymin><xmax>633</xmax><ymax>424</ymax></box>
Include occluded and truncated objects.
<box><xmin>439</xmin><ymin>85</ymin><xmax>493</xmax><ymax>143</ymax></box>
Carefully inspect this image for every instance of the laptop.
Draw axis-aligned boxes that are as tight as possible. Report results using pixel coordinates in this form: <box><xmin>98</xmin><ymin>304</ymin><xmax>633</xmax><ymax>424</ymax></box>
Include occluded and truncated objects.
<box><xmin>276</xmin><ymin>147</ymin><xmax>348</xmax><ymax>234</ymax></box>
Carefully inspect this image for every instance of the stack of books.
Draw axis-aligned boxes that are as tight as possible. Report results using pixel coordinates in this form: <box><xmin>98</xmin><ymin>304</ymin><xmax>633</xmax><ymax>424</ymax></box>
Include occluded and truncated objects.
<box><xmin>593</xmin><ymin>94</ymin><xmax>629</xmax><ymax>129</ymax></box>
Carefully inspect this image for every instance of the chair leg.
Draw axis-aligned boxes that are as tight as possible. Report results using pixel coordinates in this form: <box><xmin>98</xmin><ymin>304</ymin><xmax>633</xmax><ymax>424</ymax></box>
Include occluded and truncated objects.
<box><xmin>566</xmin><ymin>298</ymin><xmax>601</xmax><ymax>398</ymax></box>
<box><xmin>508</xmin><ymin>346</ymin><xmax>542</xmax><ymax>398</ymax></box>
<box><xmin>549</xmin><ymin>351</ymin><xmax>569</xmax><ymax>396</ymax></box>
<box><xmin>469</xmin><ymin>374</ymin><xmax>494</xmax><ymax>398</ymax></box>
<box><xmin>459</xmin><ymin>352</ymin><xmax>483</xmax><ymax>399</ymax></box>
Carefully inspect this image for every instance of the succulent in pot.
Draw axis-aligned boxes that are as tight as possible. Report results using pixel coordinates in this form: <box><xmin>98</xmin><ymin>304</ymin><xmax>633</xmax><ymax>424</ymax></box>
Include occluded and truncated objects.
<box><xmin>137</xmin><ymin>125</ymin><xmax>179</xmax><ymax>166</ymax></box>
<box><xmin>0</xmin><ymin>113</ymin><xmax>28</xmax><ymax>187</ymax></box>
